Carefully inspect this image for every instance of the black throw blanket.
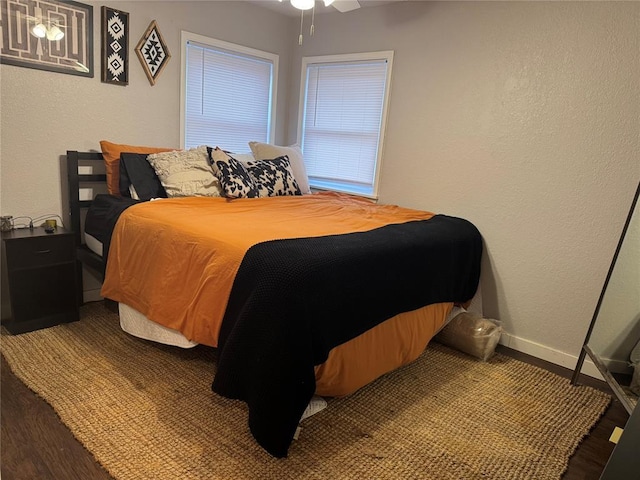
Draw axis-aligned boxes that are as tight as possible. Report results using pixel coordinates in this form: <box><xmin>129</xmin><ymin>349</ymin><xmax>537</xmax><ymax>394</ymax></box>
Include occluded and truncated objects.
<box><xmin>212</xmin><ymin>215</ymin><xmax>482</xmax><ymax>457</ymax></box>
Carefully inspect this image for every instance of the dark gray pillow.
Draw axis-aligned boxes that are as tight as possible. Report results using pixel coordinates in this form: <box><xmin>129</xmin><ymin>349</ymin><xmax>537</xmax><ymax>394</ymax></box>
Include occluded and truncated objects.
<box><xmin>119</xmin><ymin>152</ymin><xmax>167</xmax><ymax>201</ymax></box>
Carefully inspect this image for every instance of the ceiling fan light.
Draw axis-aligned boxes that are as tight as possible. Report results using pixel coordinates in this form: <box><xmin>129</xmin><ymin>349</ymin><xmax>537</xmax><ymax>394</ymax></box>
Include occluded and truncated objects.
<box><xmin>46</xmin><ymin>25</ymin><xmax>64</xmax><ymax>41</ymax></box>
<box><xmin>323</xmin><ymin>0</ymin><xmax>334</xmax><ymax>6</ymax></box>
<box><xmin>32</xmin><ymin>23</ymin><xmax>47</xmax><ymax>38</ymax></box>
<box><xmin>291</xmin><ymin>0</ymin><xmax>314</xmax><ymax>10</ymax></box>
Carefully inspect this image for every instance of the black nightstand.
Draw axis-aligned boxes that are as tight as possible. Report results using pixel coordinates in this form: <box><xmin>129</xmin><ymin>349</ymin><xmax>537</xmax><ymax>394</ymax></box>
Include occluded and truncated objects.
<box><xmin>2</xmin><ymin>227</ymin><xmax>79</xmax><ymax>334</ymax></box>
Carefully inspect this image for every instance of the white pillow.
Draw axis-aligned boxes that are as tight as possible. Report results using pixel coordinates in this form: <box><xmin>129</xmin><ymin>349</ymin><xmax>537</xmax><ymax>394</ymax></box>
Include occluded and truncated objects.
<box><xmin>230</xmin><ymin>152</ymin><xmax>255</xmax><ymax>165</ymax></box>
<box><xmin>248</xmin><ymin>142</ymin><xmax>311</xmax><ymax>194</ymax></box>
<box><xmin>147</xmin><ymin>146</ymin><xmax>223</xmax><ymax>197</ymax></box>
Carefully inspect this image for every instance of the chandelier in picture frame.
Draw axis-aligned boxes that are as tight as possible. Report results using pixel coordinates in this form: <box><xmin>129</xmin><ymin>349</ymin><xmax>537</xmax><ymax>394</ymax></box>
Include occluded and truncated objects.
<box><xmin>0</xmin><ymin>0</ymin><xmax>93</xmax><ymax>77</ymax></box>
<box><xmin>135</xmin><ymin>20</ymin><xmax>170</xmax><ymax>86</ymax></box>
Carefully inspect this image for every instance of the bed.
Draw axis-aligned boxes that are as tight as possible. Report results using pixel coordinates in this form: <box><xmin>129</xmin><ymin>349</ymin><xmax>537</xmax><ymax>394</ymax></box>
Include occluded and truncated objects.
<box><xmin>66</xmin><ymin>147</ymin><xmax>483</xmax><ymax>457</ymax></box>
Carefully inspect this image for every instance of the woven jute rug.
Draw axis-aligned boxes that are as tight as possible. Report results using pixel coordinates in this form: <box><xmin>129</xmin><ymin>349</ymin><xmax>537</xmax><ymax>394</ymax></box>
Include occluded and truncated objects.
<box><xmin>1</xmin><ymin>302</ymin><xmax>609</xmax><ymax>480</ymax></box>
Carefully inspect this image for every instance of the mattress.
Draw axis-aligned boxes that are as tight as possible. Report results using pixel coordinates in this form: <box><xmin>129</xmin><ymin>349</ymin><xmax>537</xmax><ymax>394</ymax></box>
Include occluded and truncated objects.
<box><xmin>100</xmin><ymin>193</ymin><xmax>455</xmax><ymax>347</ymax></box>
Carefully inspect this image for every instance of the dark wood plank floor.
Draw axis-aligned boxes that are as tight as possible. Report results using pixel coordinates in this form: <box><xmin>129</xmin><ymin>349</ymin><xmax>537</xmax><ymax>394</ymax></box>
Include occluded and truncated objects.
<box><xmin>1</xmin><ymin>344</ymin><xmax>629</xmax><ymax>480</ymax></box>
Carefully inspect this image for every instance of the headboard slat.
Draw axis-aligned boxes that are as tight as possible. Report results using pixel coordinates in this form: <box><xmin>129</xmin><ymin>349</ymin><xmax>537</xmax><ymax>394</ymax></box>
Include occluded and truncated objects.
<box><xmin>66</xmin><ymin>150</ymin><xmax>107</xmax><ymax>305</ymax></box>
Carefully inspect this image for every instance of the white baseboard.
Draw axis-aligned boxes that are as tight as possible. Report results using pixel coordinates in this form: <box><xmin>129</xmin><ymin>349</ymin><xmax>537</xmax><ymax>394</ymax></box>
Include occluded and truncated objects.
<box><xmin>499</xmin><ymin>332</ymin><xmax>605</xmax><ymax>381</ymax></box>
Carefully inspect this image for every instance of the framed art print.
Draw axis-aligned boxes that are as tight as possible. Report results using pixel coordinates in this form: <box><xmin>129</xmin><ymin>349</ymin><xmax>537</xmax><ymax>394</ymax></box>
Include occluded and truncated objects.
<box><xmin>101</xmin><ymin>6</ymin><xmax>128</xmax><ymax>85</ymax></box>
<box><xmin>135</xmin><ymin>20</ymin><xmax>170</xmax><ymax>86</ymax></box>
<box><xmin>0</xmin><ymin>0</ymin><xmax>93</xmax><ymax>77</ymax></box>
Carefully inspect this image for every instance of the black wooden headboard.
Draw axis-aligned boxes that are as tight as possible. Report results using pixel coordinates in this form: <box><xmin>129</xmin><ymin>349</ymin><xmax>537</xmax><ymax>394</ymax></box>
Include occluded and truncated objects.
<box><xmin>66</xmin><ymin>151</ymin><xmax>108</xmax><ymax>302</ymax></box>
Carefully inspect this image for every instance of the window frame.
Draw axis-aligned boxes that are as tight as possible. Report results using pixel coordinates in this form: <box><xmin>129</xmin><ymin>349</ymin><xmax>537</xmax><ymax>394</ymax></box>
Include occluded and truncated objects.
<box><xmin>297</xmin><ymin>51</ymin><xmax>394</xmax><ymax>199</ymax></box>
<box><xmin>180</xmin><ymin>31</ymin><xmax>279</xmax><ymax>150</ymax></box>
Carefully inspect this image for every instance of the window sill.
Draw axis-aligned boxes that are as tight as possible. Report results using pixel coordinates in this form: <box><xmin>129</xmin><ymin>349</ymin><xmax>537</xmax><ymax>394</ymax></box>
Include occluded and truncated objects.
<box><xmin>309</xmin><ymin>184</ymin><xmax>378</xmax><ymax>202</ymax></box>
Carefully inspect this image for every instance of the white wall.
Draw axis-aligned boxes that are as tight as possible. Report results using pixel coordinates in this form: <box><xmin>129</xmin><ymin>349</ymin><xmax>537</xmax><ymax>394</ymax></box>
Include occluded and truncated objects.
<box><xmin>1</xmin><ymin>0</ymin><xmax>294</xmax><ymax>311</ymax></box>
<box><xmin>287</xmin><ymin>1</ymin><xmax>640</xmax><ymax>367</ymax></box>
<box><xmin>1</xmin><ymin>1</ymin><xmax>293</xmax><ymax>218</ymax></box>
<box><xmin>2</xmin><ymin>1</ymin><xmax>639</xmax><ymax>371</ymax></box>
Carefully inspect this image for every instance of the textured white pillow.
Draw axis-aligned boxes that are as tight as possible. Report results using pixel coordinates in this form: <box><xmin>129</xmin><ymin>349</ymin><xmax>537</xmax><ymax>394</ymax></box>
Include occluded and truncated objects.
<box><xmin>248</xmin><ymin>142</ymin><xmax>311</xmax><ymax>194</ymax></box>
<box><xmin>147</xmin><ymin>146</ymin><xmax>223</xmax><ymax>197</ymax></box>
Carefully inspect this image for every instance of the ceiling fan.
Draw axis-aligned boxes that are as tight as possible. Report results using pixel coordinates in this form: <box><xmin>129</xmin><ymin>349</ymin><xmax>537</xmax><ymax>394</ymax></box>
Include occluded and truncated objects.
<box><xmin>285</xmin><ymin>0</ymin><xmax>361</xmax><ymax>14</ymax></box>
<box><xmin>282</xmin><ymin>0</ymin><xmax>361</xmax><ymax>44</ymax></box>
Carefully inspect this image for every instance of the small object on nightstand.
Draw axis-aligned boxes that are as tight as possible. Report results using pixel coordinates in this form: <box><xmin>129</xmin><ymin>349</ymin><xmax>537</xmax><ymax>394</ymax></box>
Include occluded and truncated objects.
<box><xmin>45</xmin><ymin>219</ymin><xmax>57</xmax><ymax>231</ymax></box>
<box><xmin>0</xmin><ymin>215</ymin><xmax>13</xmax><ymax>231</ymax></box>
<box><xmin>1</xmin><ymin>226</ymin><xmax>79</xmax><ymax>334</ymax></box>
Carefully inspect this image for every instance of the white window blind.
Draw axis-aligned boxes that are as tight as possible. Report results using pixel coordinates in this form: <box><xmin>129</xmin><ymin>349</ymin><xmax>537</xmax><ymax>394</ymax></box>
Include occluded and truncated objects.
<box><xmin>300</xmin><ymin>53</ymin><xmax>393</xmax><ymax>197</ymax></box>
<box><xmin>182</xmin><ymin>33</ymin><xmax>277</xmax><ymax>152</ymax></box>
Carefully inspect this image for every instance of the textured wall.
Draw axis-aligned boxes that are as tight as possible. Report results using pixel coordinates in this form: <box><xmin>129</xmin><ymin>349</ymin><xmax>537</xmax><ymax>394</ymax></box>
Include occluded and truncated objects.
<box><xmin>0</xmin><ymin>1</ymin><xmax>294</xmax><ymax>309</ymax></box>
<box><xmin>0</xmin><ymin>1</ymin><xmax>293</xmax><ymax>219</ymax></box>
<box><xmin>288</xmin><ymin>1</ymin><xmax>640</xmax><ymax>362</ymax></box>
<box><xmin>1</xmin><ymin>1</ymin><xmax>639</xmax><ymax>366</ymax></box>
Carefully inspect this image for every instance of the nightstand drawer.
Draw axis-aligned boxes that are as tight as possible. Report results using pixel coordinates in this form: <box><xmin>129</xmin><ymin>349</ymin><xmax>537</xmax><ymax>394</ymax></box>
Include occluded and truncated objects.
<box><xmin>5</xmin><ymin>235</ymin><xmax>75</xmax><ymax>270</ymax></box>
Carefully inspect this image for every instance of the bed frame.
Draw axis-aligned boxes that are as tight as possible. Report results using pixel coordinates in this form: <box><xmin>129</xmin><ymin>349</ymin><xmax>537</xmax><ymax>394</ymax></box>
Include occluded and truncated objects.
<box><xmin>66</xmin><ymin>151</ymin><xmax>108</xmax><ymax>304</ymax></box>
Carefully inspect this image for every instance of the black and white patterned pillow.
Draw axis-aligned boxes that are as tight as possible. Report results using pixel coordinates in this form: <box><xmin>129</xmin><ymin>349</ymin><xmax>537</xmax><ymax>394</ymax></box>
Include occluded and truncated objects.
<box><xmin>209</xmin><ymin>147</ymin><xmax>259</xmax><ymax>198</ymax></box>
<box><xmin>246</xmin><ymin>156</ymin><xmax>302</xmax><ymax>197</ymax></box>
<box><xmin>209</xmin><ymin>148</ymin><xmax>301</xmax><ymax>199</ymax></box>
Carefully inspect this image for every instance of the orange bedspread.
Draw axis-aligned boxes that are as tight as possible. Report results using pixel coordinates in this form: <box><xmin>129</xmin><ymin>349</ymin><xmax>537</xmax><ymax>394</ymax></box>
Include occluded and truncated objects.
<box><xmin>314</xmin><ymin>302</ymin><xmax>452</xmax><ymax>396</ymax></box>
<box><xmin>101</xmin><ymin>192</ymin><xmax>435</xmax><ymax>347</ymax></box>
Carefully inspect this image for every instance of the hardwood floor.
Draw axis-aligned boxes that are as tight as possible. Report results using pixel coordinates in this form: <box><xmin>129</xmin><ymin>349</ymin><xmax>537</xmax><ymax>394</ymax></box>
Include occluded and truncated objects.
<box><xmin>1</xmin><ymin>354</ymin><xmax>113</xmax><ymax>480</ymax></box>
<box><xmin>0</xmin><ymin>344</ymin><xmax>629</xmax><ymax>480</ymax></box>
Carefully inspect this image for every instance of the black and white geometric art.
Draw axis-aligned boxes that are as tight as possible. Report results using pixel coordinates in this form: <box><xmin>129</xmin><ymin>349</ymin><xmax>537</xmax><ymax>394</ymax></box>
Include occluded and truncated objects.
<box><xmin>135</xmin><ymin>20</ymin><xmax>170</xmax><ymax>86</ymax></box>
<box><xmin>101</xmin><ymin>6</ymin><xmax>128</xmax><ymax>85</ymax></box>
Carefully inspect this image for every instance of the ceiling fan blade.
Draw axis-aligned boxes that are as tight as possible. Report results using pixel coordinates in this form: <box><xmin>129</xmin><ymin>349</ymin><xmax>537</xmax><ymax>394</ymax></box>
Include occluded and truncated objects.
<box><xmin>332</xmin><ymin>0</ymin><xmax>360</xmax><ymax>13</ymax></box>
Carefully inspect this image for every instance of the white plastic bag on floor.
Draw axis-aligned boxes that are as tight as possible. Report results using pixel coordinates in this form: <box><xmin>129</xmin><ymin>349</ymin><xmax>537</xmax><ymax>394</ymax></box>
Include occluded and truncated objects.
<box><xmin>435</xmin><ymin>312</ymin><xmax>502</xmax><ymax>361</ymax></box>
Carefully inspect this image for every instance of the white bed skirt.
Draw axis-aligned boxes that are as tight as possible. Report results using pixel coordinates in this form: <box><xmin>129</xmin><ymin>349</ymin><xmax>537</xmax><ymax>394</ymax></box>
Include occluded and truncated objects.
<box><xmin>119</xmin><ymin>303</ymin><xmax>198</xmax><ymax>348</ymax></box>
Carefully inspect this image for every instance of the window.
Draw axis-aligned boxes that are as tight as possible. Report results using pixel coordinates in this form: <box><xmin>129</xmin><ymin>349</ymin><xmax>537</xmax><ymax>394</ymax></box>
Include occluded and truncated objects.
<box><xmin>181</xmin><ymin>32</ymin><xmax>278</xmax><ymax>152</ymax></box>
<box><xmin>298</xmin><ymin>51</ymin><xmax>393</xmax><ymax>198</ymax></box>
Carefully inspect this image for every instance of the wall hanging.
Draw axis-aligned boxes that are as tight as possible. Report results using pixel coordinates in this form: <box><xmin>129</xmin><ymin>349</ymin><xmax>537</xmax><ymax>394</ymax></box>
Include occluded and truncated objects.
<box><xmin>101</xmin><ymin>6</ymin><xmax>128</xmax><ymax>85</ymax></box>
<box><xmin>135</xmin><ymin>20</ymin><xmax>170</xmax><ymax>86</ymax></box>
<box><xmin>0</xmin><ymin>0</ymin><xmax>93</xmax><ymax>77</ymax></box>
